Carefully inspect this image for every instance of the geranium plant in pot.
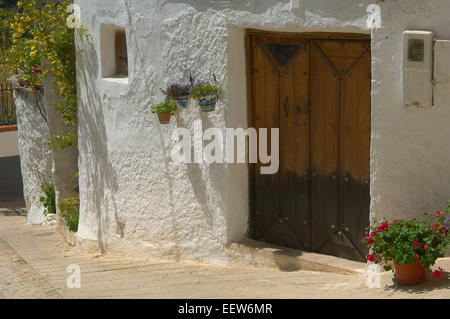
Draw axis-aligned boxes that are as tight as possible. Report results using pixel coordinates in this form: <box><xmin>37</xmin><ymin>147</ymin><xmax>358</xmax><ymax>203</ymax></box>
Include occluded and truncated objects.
<box><xmin>363</xmin><ymin>203</ymin><xmax>450</xmax><ymax>285</ymax></box>
<box><xmin>17</xmin><ymin>65</ymin><xmax>43</xmax><ymax>91</ymax></box>
<box><xmin>190</xmin><ymin>82</ymin><xmax>220</xmax><ymax>112</ymax></box>
<box><xmin>151</xmin><ymin>99</ymin><xmax>176</xmax><ymax>124</ymax></box>
<box><xmin>162</xmin><ymin>83</ymin><xmax>192</xmax><ymax>108</ymax></box>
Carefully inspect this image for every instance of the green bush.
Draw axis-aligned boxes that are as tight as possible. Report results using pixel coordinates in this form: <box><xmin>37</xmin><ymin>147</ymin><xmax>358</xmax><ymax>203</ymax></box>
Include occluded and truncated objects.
<box><xmin>59</xmin><ymin>198</ymin><xmax>79</xmax><ymax>233</ymax></box>
<box><xmin>150</xmin><ymin>99</ymin><xmax>176</xmax><ymax>115</ymax></box>
<box><xmin>190</xmin><ymin>83</ymin><xmax>219</xmax><ymax>99</ymax></box>
<box><xmin>39</xmin><ymin>180</ymin><xmax>56</xmax><ymax>215</ymax></box>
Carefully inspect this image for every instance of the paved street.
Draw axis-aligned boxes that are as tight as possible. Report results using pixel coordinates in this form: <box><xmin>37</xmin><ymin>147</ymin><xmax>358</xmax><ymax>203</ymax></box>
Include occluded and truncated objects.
<box><xmin>0</xmin><ymin>200</ymin><xmax>449</xmax><ymax>299</ymax></box>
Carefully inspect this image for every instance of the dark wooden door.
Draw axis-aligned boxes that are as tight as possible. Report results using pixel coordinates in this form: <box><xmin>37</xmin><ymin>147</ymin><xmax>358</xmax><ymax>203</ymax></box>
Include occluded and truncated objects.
<box><xmin>248</xmin><ymin>32</ymin><xmax>371</xmax><ymax>261</ymax></box>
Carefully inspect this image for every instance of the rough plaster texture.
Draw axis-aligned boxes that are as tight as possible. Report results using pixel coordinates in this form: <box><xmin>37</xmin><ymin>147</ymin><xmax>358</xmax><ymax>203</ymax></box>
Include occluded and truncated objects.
<box><xmin>42</xmin><ymin>60</ymin><xmax>79</xmax><ymax>218</ymax></box>
<box><xmin>75</xmin><ymin>0</ymin><xmax>450</xmax><ymax>263</ymax></box>
<box><xmin>11</xmin><ymin>84</ymin><xmax>52</xmax><ymax>224</ymax></box>
<box><xmin>9</xmin><ymin>69</ymin><xmax>78</xmax><ymax>225</ymax></box>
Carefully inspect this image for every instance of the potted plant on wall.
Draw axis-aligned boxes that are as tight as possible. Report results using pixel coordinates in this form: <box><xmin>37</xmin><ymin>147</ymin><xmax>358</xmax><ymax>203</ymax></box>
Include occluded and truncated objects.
<box><xmin>17</xmin><ymin>65</ymin><xmax>43</xmax><ymax>91</ymax></box>
<box><xmin>190</xmin><ymin>81</ymin><xmax>220</xmax><ymax>112</ymax></box>
<box><xmin>162</xmin><ymin>83</ymin><xmax>192</xmax><ymax>108</ymax></box>
<box><xmin>151</xmin><ymin>99</ymin><xmax>176</xmax><ymax>124</ymax></box>
<box><xmin>363</xmin><ymin>202</ymin><xmax>450</xmax><ymax>285</ymax></box>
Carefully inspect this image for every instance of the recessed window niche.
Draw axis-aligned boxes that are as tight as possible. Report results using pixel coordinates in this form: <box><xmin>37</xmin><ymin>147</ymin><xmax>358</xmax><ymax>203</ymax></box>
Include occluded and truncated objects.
<box><xmin>100</xmin><ymin>24</ymin><xmax>129</xmax><ymax>83</ymax></box>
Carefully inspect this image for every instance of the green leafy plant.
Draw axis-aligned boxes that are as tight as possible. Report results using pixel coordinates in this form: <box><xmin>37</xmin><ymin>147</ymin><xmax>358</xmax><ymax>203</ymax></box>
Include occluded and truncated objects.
<box><xmin>190</xmin><ymin>82</ymin><xmax>220</xmax><ymax>99</ymax></box>
<box><xmin>363</xmin><ymin>204</ymin><xmax>450</xmax><ymax>278</ymax></box>
<box><xmin>59</xmin><ymin>198</ymin><xmax>79</xmax><ymax>233</ymax></box>
<box><xmin>151</xmin><ymin>99</ymin><xmax>176</xmax><ymax>115</ymax></box>
<box><xmin>0</xmin><ymin>111</ymin><xmax>16</xmax><ymax>126</ymax></box>
<box><xmin>39</xmin><ymin>179</ymin><xmax>56</xmax><ymax>215</ymax></box>
<box><xmin>0</xmin><ymin>0</ymin><xmax>88</xmax><ymax>150</ymax></box>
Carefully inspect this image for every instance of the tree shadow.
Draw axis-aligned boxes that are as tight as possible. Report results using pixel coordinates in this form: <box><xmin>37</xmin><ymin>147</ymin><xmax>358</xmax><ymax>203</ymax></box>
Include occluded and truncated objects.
<box><xmin>75</xmin><ymin>31</ymin><xmax>121</xmax><ymax>254</ymax></box>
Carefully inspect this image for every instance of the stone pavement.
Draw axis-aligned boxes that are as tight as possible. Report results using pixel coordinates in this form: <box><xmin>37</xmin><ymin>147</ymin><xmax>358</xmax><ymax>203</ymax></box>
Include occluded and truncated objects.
<box><xmin>0</xmin><ymin>200</ymin><xmax>449</xmax><ymax>299</ymax></box>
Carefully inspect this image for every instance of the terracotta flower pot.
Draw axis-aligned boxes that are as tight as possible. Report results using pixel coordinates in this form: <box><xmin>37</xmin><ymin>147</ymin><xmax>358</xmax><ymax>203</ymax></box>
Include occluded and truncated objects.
<box><xmin>157</xmin><ymin>112</ymin><xmax>171</xmax><ymax>124</ymax></box>
<box><xmin>393</xmin><ymin>261</ymin><xmax>426</xmax><ymax>284</ymax></box>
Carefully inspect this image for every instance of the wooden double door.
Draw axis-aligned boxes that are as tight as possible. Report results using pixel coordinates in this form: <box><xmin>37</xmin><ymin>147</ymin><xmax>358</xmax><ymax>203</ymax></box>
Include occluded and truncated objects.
<box><xmin>247</xmin><ymin>32</ymin><xmax>371</xmax><ymax>261</ymax></box>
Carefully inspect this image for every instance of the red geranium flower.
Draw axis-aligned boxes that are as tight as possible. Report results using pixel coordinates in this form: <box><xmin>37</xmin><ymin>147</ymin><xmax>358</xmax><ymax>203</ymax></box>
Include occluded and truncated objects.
<box><xmin>423</xmin><ymin>244</ymin><xmax>428</xmax><ymax>249</ymax></box>
<box><xmin>366</xmin><ymin>237</ymin><xmax>374</xmax><ymax>245</ymax></box>
<box><xmin>366</xmin><ymin>254</ymin><xmax>375</xmax><ymax>262</ymax></box>
<box><xmin>433</xmin><ymin>268</ymin><xmax>443</xmax><ymax>278</ymax></box>
<box><xmin>414</xmin><ymin>254</ymin><xmax>419</xmax><ymax>261</ymax></box>
<box><xmin>370</xmin><ymin>232</ymin><xmax>376</xmax><ymax>237</ymax></box>
<box><xmin>413</xmin><ymin>241</ymin><xmax>420</xmax><ymax>247</ymax></box>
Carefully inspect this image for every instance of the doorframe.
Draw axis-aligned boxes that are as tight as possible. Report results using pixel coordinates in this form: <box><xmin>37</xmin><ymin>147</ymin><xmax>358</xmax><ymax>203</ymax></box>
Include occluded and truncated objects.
<box><xmin>245</xmin><ymin>29</ymin><xmax>371</xmax><ymax>243</ymax></box>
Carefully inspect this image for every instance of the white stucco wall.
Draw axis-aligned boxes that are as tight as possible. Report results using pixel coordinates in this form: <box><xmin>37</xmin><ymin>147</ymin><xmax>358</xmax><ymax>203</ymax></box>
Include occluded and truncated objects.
<box><xmin>75</xmin><ymin>0</ymin><xmax>450</xmax><ymax>263</ymax></box>
<box><xmin>42</xmin><ymin>60</ymin><xmax>79</xmax><ymax>219</ymax></box>
<box><xmin>12</xmin><ymin>86</ymin><xmax>52</xmax><ymax>224</ymax></box>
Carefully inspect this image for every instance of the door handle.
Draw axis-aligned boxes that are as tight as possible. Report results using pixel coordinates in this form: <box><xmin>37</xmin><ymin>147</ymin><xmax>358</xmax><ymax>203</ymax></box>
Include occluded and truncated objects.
<box><xmin>284</xmin><ymin>97</ymin><xmax>288</xmax><ymax>117</ymax></box>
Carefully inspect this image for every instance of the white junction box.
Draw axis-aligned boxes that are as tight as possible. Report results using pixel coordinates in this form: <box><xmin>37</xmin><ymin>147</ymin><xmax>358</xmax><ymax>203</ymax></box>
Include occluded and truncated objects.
<box><xmin>434</xmin><ymin>40</ymin><xmax>450</xmax><ymax>84</ymax></box>
<box><xmin>402</xmin><ymin>30</ymin><xmax>435</xmax><ymax>107</ymax></box>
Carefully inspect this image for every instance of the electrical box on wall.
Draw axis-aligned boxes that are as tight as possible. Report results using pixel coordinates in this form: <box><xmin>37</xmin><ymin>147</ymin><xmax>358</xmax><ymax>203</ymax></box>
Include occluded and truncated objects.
<box><xmin>402</xmin><ymin>30</ymin><xmax>434</xmax><ymax>107</ymax></box>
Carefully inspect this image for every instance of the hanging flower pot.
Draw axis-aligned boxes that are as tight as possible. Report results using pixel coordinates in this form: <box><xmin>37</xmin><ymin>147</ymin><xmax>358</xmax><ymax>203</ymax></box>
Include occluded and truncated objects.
<box><xmin>198</xmin><ymin>92</ymin><xmax>218</xmax><ymax>112</ymax></box>
<box><xmin>157</xmin><ymin>112</ymin><xmax>172</xmax><ymax>124</ymax></box>
<box><xmin>151</xmin><ymin>99</ymin><xmax>176</xmax><ymax>125</ymax></box>
<box><xmin>162</xmin><ymin>83</ymin><xmax>193</xmax><ymax>108</ymax></box>
<box><xmin>393</xmin><ymin>261</ymin><xmax>426</xmax><ymax>285</ymax></box>
<box><xmin>173</xmin><ymin>95</ymin><xmax>190</xmax><ymax>108</ymax></box>
<box><xmin>190</xmin><ymin>82</ymin><xmax>220</xmax><ymax>113</ymax></box>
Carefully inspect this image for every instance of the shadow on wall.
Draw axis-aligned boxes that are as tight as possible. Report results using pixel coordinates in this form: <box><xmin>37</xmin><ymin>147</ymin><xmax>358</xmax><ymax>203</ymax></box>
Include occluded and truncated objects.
<box><xmin>162</xmin><ymin>0</ymin><xmax>290</xmax><ymax>14</ymax></box>
<box><xmin>171</xmin><ymin>108</ymin><xmax>228</xmax><ymax>258</ymax></box>
<box><xmin>13</xmin><ymin>88</ymin><xmax>52</xmax><ymax>224</ymax></box>
<box><xmin>75</xmin><ymin>33</ymin><xmax>122</xmax><ymax>253</ymax></box>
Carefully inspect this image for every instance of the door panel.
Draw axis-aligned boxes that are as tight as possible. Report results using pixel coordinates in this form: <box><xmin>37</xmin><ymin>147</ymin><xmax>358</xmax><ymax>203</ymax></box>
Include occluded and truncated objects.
<box><xmin>251</xmin><ymin>37</ymin><xmax>280</xmax><ymax>241</ymax></box>
<box><xmin>339</xmin><ymin>48</ymin><xmax>371</xmax><ymax>260</ymax></box>
<box><xmin>310</xmin><ymin>41</ymin><xmax>340</xmax><ymax>252</ymax></box>
<box><xmin>291</xmin><ymin>43</ymin><xmax>311</xmax><ymax>250</ymax></box>
<box><xmin>248</xmin><ymin>33</ymin><xmax>371</xmax><ymax>262</ymax></box>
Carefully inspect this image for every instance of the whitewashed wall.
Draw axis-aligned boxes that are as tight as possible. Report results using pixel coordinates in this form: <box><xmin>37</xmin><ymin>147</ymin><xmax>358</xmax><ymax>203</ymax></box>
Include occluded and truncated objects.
<box><xmin>75</xmin><ymin>0</ymin><xmax>450</xmax><ymax>263</ymax></box>
<box><xmin>11</xmin><ymin>85</ymin><xmax>52</xmax><ymax>224</ymax></box>
<box><xmin>10</xmin><ymin>71</ymin><xmax>79</xmax><ymax>225</ymax></box>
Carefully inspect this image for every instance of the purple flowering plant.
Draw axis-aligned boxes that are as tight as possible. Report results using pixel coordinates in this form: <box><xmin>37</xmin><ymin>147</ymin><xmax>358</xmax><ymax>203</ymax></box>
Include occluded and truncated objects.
<box><xmin>190</xmin><ymin>81</ymin><xmax>220</xmax><ymax>99</ymax></box>
<box><xmin>162</xmin><ymin>83</ymin><xmax>193</xmax><ymax>99</ymax></box>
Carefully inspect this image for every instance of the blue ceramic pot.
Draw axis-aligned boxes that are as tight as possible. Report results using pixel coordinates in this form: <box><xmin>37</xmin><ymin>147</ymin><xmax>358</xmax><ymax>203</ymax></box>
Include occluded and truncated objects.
<box><xmin>198</xmin><ymin>92</ymin><xmax>218</xmax><ymax>112</ymax></box>
<box><xmin>173</xmin><ymin>95</ymin><xmax>189</xmax><ymax>108</ymax></box>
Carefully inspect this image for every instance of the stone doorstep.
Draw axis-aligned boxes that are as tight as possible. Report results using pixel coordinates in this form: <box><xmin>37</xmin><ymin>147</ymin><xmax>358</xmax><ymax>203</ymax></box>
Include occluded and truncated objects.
<box><xmin>227</xmin><ymin>238</ymin><xmax>366</xmax><ymax>275</ymax></box>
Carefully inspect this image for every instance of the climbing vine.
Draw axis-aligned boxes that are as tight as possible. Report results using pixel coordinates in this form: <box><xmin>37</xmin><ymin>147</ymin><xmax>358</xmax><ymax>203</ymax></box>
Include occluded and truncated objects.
<box><xmin>0</xmin><ymin>0</ymin><xmax>83</xmax><ymax>149</ymax></box>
